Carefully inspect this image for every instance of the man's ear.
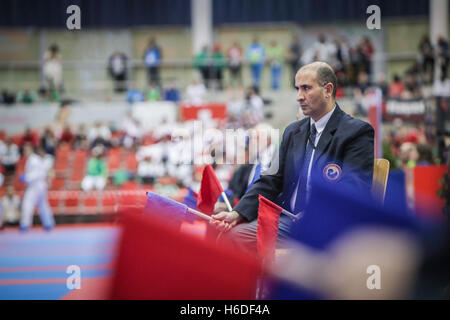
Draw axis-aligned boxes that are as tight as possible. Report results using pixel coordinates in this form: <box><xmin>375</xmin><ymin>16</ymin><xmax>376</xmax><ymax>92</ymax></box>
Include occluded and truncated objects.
<box><xmin>324</xmin><ymin>83</ymin><xmax>334</xmax><ymax>98</ymax></box>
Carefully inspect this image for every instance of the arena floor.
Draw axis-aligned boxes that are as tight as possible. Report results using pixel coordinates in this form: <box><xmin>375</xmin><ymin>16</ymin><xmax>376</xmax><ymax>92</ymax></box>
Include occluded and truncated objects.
<box><xmin>0</xmin><ymin>220</ymin><xmax>207</xmax><ymax>300</ymax></box>
<box><xmin>0</xmin><ymin>224</ymin><xmax>119</xmax><ymax>299</ymax></box>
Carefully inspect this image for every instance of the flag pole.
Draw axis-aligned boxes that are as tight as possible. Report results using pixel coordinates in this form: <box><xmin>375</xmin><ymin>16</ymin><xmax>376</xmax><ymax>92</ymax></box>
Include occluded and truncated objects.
<box><xmin>187</xmin><ymin>207</ymin><xmax>212</xmax><ymax>221</ymax></box>
<box><xmin>221</xmin><ymin>192</ymin><xmax>233</xmax><ymax>212</ymax></box>
<box><xmin>281</xmin><ymin>209</ymin><xmax>302</xmax><ymax>220</ymax></box>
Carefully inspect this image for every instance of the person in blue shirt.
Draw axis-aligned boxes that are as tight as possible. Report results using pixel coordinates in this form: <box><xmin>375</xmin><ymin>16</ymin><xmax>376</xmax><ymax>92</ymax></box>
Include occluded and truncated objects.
<box><xmin>246</xmin><ymin>37</ymin><xmax>265</xmax><ymax>91</ymax></box>
<box><xmin>163</xmin><ymin>80</ymin><xmax>181</xmax><ymax>103</ymax></box>
<box><xmin>143</xmin><ymin>37</ymin><xmax>162</xmax><ymax>86</ymax></box>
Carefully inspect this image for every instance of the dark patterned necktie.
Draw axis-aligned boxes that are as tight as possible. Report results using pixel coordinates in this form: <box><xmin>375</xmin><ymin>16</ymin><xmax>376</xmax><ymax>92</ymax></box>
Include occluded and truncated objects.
<box><xmin>294</xmin><ymin>124</ymin><xmax>317</xmax><ymax>213</ymax></box>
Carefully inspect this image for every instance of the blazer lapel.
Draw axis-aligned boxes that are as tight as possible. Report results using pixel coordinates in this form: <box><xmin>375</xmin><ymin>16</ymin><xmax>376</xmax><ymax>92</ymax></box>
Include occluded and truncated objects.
<box><xmin>313</xmin><ymin>105</ymin><xmax>343</xmax><ymax>165</ymax></box>
<box><xmin>292</xmin><ymin>120</ymin><xmax>310</xmax><ymax>180</ymax></box>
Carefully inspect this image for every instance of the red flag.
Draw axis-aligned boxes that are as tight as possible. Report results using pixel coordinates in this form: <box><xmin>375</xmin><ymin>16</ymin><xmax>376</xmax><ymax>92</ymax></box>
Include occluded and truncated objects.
<box><xmin>257</xmin><ymin>195</ymin><xmax>282</xmax><ymax>261</ymax></box>
<box><xmin>110</xmin><ymin>209</ymin><xmax>261</xmax><ymax>299</ymax></box>
<box><xmin>197</xmin><ymin>164</ymin><xmax>224</xmax><ymax>215</ymax></box>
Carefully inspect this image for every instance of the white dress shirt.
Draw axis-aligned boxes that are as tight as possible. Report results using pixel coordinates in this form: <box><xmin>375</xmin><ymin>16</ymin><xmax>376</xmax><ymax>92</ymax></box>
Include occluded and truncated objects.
<box><xmin>290</xmin><ymin>106</ymin><xmax>336</xmax><ymax>212</ymax></box>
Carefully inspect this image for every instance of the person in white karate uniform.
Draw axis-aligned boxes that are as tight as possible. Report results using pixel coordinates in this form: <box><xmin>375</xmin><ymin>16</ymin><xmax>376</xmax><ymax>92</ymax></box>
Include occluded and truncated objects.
<box><xmin>20</xmin><ymin>144</ymin><xmax>55</xmax><ymax>231</ymax></box>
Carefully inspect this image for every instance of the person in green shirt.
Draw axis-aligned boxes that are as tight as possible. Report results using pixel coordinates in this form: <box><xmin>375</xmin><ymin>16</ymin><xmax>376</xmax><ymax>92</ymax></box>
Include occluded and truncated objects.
<box><xmin>267</xmin><ymin>39</ymin><xmax>284</xmax><ymax>90</ymax></box>
<box><xmin>212</xmin><ymin>44</ymin><xmax>226</xmax><ymax>90</ymax></box>
<box><xmin>17</xmin><ymin>89</ymin><xmax>36</xmax><ymax>104</ymax></box>
<box><xmin>81</xmin><ymin>146</ymin><xmax>108</xmax><ymax>191</ymax></box>
<box><xmin>194</xmin><ymin>46</ymin><xmax>212</xmax><ymax>88</ymax></box>
<box><xmin>146</xmin><ymin>81</ymin><xmax>161</xmax><ymax>101</ymax></box>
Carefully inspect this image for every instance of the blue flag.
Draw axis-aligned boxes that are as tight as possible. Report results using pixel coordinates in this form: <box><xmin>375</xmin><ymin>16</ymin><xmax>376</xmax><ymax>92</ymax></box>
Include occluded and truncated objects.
<box><xmin>271</xmin><ymin>169</ymin><xmax>426</xmax><ymax>299</ymax></box>
<box><xmin>144</xmin><ymin>191</ymin><xmax>196</xmax><ymax>229</ymax></box>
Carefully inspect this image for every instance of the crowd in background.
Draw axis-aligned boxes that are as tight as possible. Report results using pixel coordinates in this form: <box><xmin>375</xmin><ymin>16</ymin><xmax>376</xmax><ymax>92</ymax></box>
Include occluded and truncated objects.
<box><xmin>0</xmin><ymin>33</ymin><xmax>448</xmax><ymax>228</ymax></box>
<box><xmin>1</xmin><ymin>33</ymin><xmax>448</xmax><ymax>107</ymax></box>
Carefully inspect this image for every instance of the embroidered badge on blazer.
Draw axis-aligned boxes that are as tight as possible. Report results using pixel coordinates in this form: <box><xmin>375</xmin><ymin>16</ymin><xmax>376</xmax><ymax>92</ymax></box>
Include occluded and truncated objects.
<box><xmin>323</xmin><ymin>163</ymin><xmax>342</xmax><ymax>182</ymax></box>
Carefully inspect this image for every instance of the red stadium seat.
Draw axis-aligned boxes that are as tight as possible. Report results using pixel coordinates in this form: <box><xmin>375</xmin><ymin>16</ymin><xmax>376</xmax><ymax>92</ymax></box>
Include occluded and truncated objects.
<box><xmin>48</xmin><ymin>193</ymin><xmax>60</xmax><ymax>211</ymax></box>
<box><xmin>107</xmin><ymin>151</ymin><xmax>121</xmax><ymax>171</ymax></box>
<box><xmin>55</xmin><ymin>143</ymin><xmax>71</xmax><ymax>159</ymax></box>
<box><xmin>125</xmin><ymin>154</ymin><xmax>138</xmax><ymax>171</ymax></box>
<box><xmin>64</xmin><ymin>192</ymin><xmax>80</xmax><ymax>207</ymax></box>
<box><xmin>54</xmin><ymin>159</ymin><xmax>69</xmax><ymax>171</ymax></box>
<box><xmin>101</xmin><ymin>193</ymin><xmax>117</xmax><ymax>213</ymax></box>
<box><xmin>73</xmin><ymin>150</ymin><xmax>87</xmax><ymax>168</ymax></box>
<box><xmin>83</xmin><ymin>193</ymin><xmax>99</xmax><ymax>214</ymax></box>
<box><xmin>63</xmin><ymin>192</ymin><xmax>81</xmax><ymax>214</ymax></box>
<box><xmin>50</xmin><ymin>177</ymin><xmax>65</xmax><ymax>190</ymax></box>
<box><xmin>69</xmin><ymin>169</ymin><xmax>84</xmax><ymax>182</ymax></box>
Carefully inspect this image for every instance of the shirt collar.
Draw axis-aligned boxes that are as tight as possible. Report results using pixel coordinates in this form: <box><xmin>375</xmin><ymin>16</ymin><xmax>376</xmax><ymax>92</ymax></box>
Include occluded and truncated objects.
<box><xmin>310</xmin><ymin>105</ymin><xmax>336</xmax><ymax>134</ymax></box>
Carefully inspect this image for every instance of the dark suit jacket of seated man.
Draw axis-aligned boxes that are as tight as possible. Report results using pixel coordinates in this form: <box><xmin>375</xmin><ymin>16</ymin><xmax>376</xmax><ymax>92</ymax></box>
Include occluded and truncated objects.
<box><xmin>210</xmin><ymin>61</ymin><xmax>374</xmax><ymax>254</ymax></box>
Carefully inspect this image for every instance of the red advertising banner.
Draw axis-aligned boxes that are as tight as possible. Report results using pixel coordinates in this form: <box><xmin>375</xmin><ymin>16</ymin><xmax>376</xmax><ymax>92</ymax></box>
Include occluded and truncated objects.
<box><xmin>180</xmin><ymin>103</ymin><xmax>227</xmax><ymax>121</ymax></box>
<box><xmin>413</xmin><ymin>165</ymin><xmax>448</xmax><ymax>222</ymax></box>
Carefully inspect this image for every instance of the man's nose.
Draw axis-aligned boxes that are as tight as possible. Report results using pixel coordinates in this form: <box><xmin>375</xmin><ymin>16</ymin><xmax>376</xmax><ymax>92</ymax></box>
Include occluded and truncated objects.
<box><xmin>296</xmin><ymin>90</ymin><xmax>304</xmax><ymax>102</ymax></box>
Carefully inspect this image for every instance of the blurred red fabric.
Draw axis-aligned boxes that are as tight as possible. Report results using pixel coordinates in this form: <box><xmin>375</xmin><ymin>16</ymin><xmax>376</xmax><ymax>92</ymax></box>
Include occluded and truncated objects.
<box><xmin>110</xmin><ymin>209</ymin><xmax>261</xmax><ymax>299</ymax></box>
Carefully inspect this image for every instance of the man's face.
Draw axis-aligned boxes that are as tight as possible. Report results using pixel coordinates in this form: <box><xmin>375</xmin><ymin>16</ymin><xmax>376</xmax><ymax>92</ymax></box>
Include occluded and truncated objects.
<box><xmin>295</xmin><ymin>69</ymin><xmax>327</xmax><ymax>120</ymax></box>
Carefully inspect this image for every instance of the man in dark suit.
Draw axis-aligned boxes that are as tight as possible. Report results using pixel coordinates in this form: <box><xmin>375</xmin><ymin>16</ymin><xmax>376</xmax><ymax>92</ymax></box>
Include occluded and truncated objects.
<box><xmin>210</xmin><ymin>61</ymin><xmax>374</xmax><ymax>253</ymax></box>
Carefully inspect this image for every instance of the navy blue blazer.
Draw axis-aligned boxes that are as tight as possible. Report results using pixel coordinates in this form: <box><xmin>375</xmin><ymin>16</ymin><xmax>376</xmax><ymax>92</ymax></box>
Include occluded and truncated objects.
<box><xmin>234</xmin><ymin>105</ymin><xmax>375</xmax><ymax>222</ymax></box>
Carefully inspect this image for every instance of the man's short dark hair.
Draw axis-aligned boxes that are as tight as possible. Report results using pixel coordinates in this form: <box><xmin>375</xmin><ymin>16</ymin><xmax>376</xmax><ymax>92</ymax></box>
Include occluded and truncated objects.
<box><xmin>316</xmin><ymin>66</ymin><xmax>337</xmax><ymax>99</ymax></box>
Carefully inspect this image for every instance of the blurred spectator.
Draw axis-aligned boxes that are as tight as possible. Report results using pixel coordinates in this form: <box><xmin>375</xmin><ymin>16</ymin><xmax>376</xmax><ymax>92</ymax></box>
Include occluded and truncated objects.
<box><xmin>242</xmin><ymin>86</ymin><xmax>264</xmax><ymax>127</ymax></box>
<box><xmin>194</xmin><ymin>45</ymin><xmax>212</xmax><ymax>88</ymax></box>
<box><xmin>361</xmin><ymin>37</ymin><xmax>375</xmax><ymax>76</ymax></box>
<box><xmin>246</xmin><ymin>36</ymin><xmax>265</xmax><ymax>90</ymax></box>
<box><xmin>404</xmin><ymin>73</ymin><xmax>422</xmax><ymax>99</ymax></box>
<box><xmin>0</xmin><ymin>138</ymin><xmax>20</xmax><ymax>178</ymax></box>
<box><xmin>418</xmin><ymin>35</ymin><xmax>435</xmax><ymax>83</ymax></box>
<box><xmin>88</xmin><ymin>122</ymin><xmax>112</xmax><ymax>150</ymax></box>
<box><xmin>152</xmin><ymin>118</ymin><xmax>176</xmax><ymax>141</ymax></box>
<box><xmin>40</xmin><ymin>127</ymin><xmax>57</xmax><ymax>156</ymax></box>
<box><xmin>267</xmin><ymin>39</ymin><xmax>284</xmax><ymax>90</ymax></box>
<box><xmin>376</xmin><ymin>74</ymin><xmax>389</xmax><ymax>99</ymax></box>
<box><xmin>335</xmin><ymin>37</ymin><xmax>351</xmax><ymax>82</ymax></box>
<box><xmin>53</xmin><ymin>100</ymin><xmax>72</xmax><ymax>138</ymax></box>
<box><xmin>227</xmin><ymin>41</ymin><xmax>243</xmax><ymax>88</ymax></box>
<box><xmin>388</xmin><ymin>74</ymin><xmax>406</xmax><ymax>98</ymax></box>
<box><xmin>349</xmin><ymin>46</ymin><xmax>363</xmax><ymax>85</ymax></box>
<box><xmin>143</xmin><ymin>37</ymin><xmax>162</xmax><ymax>86</ymax></box>
<box><xmin>398</xmin><ymin>142</ymin><xmax>419</xmax><ymax>169</ymax></box>
<box><xmin>126</xmin><ymin>85</ymin><xmax>145</xmax><ymax>104</ymax></box>
<box><xmin>108</xmin><ymin>51</ymin><xmax>128</xmax><ymax>93</ymax></box>
<box><xmin>212</xmin><ymin>44</ymin><xmax>226</xmax><ymax>90</ymax></box>
<box><xmin>17</xmin><ymin>89</ymin><xmax>36</xmax><ymax>104</ymax></box>
<box><xmin>137</xmin><ymin>155</ymin><xmax>165</xmax><ymax>185</ymax></box>
<box><xmin>42</xmin><ymin>44</ymin><xmax>63</xmax><ymax>101</ymax></box>
<box><xmin>287</xmin><ymin>35</ymin><xmax>303</xmax><ymax>87</ymax></box>
<box><xmin>382</xmin><ymin>131</ymin><xmax>399</xmax><ymax>170</ymax></box>
<box><xmin>309</xmin><ymin>34</ymin><xmax>336</xmax><ymax>64</ymax></box>
<box><xmin>185</xmin><ymin>78</ymin><xmax>207</xmax><ymax>105</ymax></box>
<box><xmin>220</xmin><ymin>145</ymin><xmax>253</xmax><ymax>207</ymax></box>
<box><xmin>437</xmin><ymin>36</ymin><xmax>449</xmax><ymax>81</ymax></box>
<box><xmin>19</xmin><ymin>128</ymin><xmax>39</xmax><ymax>153</ymax></box>
<box><xmin>1</xmin><ymin>89</ymin><xmax>16</xmax><ymax>105</ymax></box>
<box><xmin>81</xmin><ymin>146</ymin><xmax>108</xmax><ymax>191</ymax></box>
<box><xmin>163</xmin><ymin>80</ymin><xmax>181</xmax><ymax>103</ymax></box>
<box><xmin>353</xmin><ymin>71</ymin><xmax>371</xmax><ymax>116</ymax></box>
<box><xmin>146</xmin><ymin>80</ymin><xmax>161</xmax><ymax>101</ymax></box>
<box><xmin>122</xmin><ymin>112</ymin><xmax>142</xmax><ymax>149</ymax></box>
<box><xmin>416</xmin><ymin>144</ymin><xmax>435</xmax><ymax>166</ymax></box>
<box><xmin>0</xmin><ymin>185</ymin><xmax>21</xmax><ymax>229</ymax></box>
<box><xmin>59</xmin><ymin>124</ymin><xmax>75</xmax><ymax>146</ymax></box>
<box><xmin>73</xmin><ymin>124</ymin><xmax>89</xmax><ymax>150</ymax></box>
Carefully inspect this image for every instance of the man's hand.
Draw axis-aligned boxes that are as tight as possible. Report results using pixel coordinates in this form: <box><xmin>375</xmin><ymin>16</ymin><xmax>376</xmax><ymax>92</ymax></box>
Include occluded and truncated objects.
<box><xmin>213</xmin><ymin>202</ymin><xmax>228</xmax><ymax>214</ymax></box>
<box><xmin>209</xmin><ymin>210</ymin><xmax>243</xmax><ymax>232</ymax></box>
